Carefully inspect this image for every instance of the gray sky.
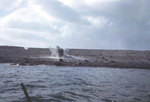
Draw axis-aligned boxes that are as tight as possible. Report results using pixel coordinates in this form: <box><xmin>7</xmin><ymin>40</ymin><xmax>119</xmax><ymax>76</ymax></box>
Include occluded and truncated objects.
<box><xmin>0</xmin><ymin>0</ymin><xmax>150</xmax><ymax>50</ymax></box>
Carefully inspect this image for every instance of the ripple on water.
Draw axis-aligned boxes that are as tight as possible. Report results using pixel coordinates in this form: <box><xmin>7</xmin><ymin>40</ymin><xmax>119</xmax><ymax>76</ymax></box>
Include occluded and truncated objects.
<box><xmin>0</xmin><ymin>64</ymin><xmax>150</xmax><ymax>102</ymax></box>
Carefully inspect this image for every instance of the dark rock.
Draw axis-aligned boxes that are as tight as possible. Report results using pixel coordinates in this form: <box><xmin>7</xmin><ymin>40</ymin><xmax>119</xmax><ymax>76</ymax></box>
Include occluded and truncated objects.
<box><xmin>110</xmin><ymin>60</ymin><xmax>115</xmax><ymax>64</ymax></box>
<box><xmin>0</xmin><ymin>45</ymin><xmax>150</xmax><ymax>69</ymax></box>
<box><xmin>54</xmin><ymin>61</ymin><xmax>62</xmax><ymax>66</ymax></box>
<box><xmin>84</xmin><ymin>60</ymin><xmax>88</xmax><ymax>62</ymax></box>
<box><xmin>59</xmin><ymin>59</ymin><xmax>64</xmax><ymax>62</ymax></box>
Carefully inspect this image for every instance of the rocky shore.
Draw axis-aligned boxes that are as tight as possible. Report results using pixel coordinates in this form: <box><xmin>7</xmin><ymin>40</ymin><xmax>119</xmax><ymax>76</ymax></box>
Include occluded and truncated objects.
<box><xmin>0</xmin><ymin>46</ymin><xmax>150</xmax><ymax>69</ymax></box>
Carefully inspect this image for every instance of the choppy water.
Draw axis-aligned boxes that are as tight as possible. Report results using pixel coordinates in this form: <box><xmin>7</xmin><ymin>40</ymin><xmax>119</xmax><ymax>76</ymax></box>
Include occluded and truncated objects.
<box><xmin>0</xmin><ymin>64</ymin><xmax>150</xmax><ymax>102</ymax></box>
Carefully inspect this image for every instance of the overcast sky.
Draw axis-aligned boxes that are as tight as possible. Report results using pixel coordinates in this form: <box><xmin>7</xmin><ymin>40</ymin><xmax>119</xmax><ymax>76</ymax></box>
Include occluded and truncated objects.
<box><xmin>0</xmin><ymin>0</ymin><xmax>150</xmax><ymax>50</ymax></box>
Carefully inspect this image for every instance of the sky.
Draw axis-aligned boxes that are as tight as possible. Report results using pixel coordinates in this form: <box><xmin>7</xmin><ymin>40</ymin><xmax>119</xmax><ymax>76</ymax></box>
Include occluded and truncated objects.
<box><xmin>0</xmin><ymin>0</ymin><xmax>150</xmax><ymax>50</ymax></box>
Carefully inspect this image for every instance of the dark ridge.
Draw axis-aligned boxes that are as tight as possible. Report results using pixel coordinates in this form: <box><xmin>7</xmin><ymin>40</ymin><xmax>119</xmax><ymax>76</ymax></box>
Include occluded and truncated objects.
<box><xmin>0</xmin><ymin>45</ymin><xmax>150</xmax><ymax>69</ymax></box>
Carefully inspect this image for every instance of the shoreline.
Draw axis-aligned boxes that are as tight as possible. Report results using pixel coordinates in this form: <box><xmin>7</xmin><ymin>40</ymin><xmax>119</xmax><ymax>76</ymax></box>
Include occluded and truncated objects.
<box><xmin>0</xmin><ymin>46</ymin><xmax>150</xmax><ymax>69</ymax></box>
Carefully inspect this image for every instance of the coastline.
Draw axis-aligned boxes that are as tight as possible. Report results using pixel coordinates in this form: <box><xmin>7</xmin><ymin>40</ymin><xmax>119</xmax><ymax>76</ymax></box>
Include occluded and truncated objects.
<box><xmin>0</xmin><ymin>46</ymin><xmax>150</xmax><ymax>69</ymax></box>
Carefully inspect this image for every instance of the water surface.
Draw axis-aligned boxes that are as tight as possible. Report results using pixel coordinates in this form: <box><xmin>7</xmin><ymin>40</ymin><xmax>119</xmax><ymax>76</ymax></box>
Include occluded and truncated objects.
<box><xmin>0</xmin><ymin>64</ymin><xmax>150</xmax><ymax>102</ymax></box>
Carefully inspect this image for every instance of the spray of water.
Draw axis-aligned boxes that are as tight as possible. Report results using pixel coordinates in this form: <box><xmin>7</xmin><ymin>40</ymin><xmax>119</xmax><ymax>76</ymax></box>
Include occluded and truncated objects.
<box><xmin>49</xmin><ymin>46</ymin><xmax>87</xmax><ymax>60</ymax></box>
<box><xmin>49</xmin><ymin>46</ymin><xmax>64</xmax><ymax>59</ymax></box>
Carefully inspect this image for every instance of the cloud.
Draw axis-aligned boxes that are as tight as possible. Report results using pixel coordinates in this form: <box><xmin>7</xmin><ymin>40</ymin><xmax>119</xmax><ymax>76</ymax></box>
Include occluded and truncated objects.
<box><xmin>33</xmin><ymin>0</ymin><xmax>81</xmax><ymax>23</ymax></box>
<box><xmin>0</xmin><ymin>0</ymin><xmax>150</xmax><ymax>50</ymax></box>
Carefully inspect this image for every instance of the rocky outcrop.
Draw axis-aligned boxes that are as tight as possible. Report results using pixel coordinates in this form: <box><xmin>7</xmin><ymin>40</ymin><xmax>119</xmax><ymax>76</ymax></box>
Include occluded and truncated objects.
<box><xmin>0</xmin><ymin>46</ymin><xmax>150</xmax><ymax>69</ymax></box>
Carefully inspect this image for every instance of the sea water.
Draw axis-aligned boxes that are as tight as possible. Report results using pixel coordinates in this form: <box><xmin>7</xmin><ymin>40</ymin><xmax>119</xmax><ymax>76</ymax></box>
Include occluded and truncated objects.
<box><xmin>0</xmin><ymin>64</ymin><xmax>150</xmax><ymax>102</ymax></box>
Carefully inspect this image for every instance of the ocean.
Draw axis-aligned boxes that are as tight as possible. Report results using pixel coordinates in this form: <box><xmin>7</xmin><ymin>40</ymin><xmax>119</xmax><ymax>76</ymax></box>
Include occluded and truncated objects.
<box><xmin>0</xmin><ymin>64</ymin><xmax>150</xmax><ymax>102</ymax></box>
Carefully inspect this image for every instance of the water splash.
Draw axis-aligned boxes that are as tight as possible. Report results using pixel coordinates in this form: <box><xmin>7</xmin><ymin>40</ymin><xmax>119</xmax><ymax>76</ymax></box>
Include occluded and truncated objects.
<box><xmin>49</xmin><ymin>46</ymin><xmax>86</xmax><ymax>60</ymax></box>
<box><xmin>49</xmin><ymin>46</ymin><xmax>64</xmax><ymax>59</ymax></box>
<box><xmin>64</xmin><ymin>49</ymin><xmax>86</xmax><ymax>60</ymax></box>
